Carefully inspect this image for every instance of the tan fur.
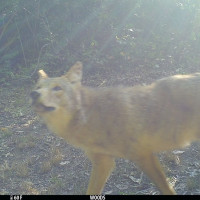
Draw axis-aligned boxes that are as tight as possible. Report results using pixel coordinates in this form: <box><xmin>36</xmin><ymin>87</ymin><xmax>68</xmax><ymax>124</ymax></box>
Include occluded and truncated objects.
<box><xmin>31</xmin><ymin>61</ymin><xmax>200</xmax><ymax>195</ymax></box>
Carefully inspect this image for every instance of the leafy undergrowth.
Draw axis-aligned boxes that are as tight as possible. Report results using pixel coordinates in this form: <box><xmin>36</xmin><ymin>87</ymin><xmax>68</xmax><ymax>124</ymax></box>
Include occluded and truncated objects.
<box><xmin>0</xmin><ymin>64</ymin><xmax>200</xmax><ymax>195</ymax></box>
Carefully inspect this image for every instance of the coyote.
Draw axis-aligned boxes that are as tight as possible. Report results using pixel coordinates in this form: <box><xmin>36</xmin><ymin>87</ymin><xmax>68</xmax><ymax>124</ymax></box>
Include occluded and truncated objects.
<box><xmin>30</xmin><ymin>61</ymin><xmax>200</xmax><ymax>195</ymax></box>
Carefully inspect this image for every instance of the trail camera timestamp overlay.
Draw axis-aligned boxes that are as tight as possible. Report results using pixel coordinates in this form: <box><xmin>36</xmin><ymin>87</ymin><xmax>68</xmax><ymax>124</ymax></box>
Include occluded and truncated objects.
<box><xmin>10</xmin><ymin>195</ymin><xmax>22</xmax><ymax>200</ymax></box>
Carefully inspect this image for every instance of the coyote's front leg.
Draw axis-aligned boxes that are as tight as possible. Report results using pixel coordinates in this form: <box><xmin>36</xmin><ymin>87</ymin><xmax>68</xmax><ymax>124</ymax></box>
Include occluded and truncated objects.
<box><xmin>86</xmin><ymin>152</ymin><xmax>115</xmax><ymax>195</ymax></box>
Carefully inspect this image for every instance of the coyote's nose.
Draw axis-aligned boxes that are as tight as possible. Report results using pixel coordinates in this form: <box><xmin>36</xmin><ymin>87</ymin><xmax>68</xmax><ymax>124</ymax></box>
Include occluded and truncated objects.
<box><xmin>30</xmin><ymin>91</ymin><xmax>40</xmax><ymax>100</ymax></box>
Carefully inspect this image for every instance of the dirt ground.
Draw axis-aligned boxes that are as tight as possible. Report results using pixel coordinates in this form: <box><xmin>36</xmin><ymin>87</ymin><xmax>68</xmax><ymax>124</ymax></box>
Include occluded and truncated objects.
<box><xmin>0</xmin><ymin>62</ymin><xmax>200</xmax><ymax>195</ymax></box>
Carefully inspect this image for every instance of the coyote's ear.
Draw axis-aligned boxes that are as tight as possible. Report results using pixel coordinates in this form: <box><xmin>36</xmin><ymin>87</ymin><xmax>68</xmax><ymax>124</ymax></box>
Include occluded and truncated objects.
<box><xmin>65</xmin><ymin>61</ymin><xmax>83</xmax><ymax>83</ymax></box>
<box><xmin>38</xmin><ymin>70</ymin><xmax>48</xmax><ymax>79</ymax></box>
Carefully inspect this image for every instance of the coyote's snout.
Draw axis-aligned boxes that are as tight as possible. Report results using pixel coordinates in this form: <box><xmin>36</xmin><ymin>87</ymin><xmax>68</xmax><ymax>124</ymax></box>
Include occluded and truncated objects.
<box><xmin>31</xmin><ymin>61</ymin><xmax>200</xmax><ymax>195</ymax></box>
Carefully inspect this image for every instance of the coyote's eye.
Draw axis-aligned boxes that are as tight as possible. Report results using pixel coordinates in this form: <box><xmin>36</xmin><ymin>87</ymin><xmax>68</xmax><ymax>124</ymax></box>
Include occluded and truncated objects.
<box><xmin>53</xmin><ymin>86</ymin><xmax>62</xmax><ymax>91</ymax></box>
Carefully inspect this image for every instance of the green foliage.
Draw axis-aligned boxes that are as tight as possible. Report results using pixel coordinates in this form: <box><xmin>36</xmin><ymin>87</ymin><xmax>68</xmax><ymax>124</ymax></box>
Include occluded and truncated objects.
<box><xmin>1</xmin><ymin>0</ymin><xmax>200</xmax><ymax>82</ymax></box>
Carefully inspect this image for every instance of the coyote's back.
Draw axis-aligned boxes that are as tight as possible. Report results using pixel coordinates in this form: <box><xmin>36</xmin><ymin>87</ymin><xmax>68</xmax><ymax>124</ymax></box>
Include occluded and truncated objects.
<box><xmin>31</xmin><ymin>62</ymin><xmax>200</xmax><ymax>195</ymax></box>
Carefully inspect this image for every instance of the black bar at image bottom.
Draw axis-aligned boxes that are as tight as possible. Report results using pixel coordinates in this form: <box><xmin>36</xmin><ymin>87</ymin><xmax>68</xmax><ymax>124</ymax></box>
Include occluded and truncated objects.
<box><xmin>0</xmin><ymin>195</ymin><xmax>183</xmax><ymax>200</ymax></box>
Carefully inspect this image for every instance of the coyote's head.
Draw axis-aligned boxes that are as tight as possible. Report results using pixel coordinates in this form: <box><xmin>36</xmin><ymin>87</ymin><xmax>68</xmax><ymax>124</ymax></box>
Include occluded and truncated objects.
<box><xmin>30</xmin><ymin>61</ymin><xmax>83</xmax><ymax>115</ymax></box>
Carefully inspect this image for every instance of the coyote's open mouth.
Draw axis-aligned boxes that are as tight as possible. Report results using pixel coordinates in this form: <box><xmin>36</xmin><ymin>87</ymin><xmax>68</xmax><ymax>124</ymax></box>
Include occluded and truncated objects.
<box><xmin>32</xmin><ymin>102</ymin><xmax>55</xmax><ymax>112</ymax></box>
<box><xmin>30</xmin><ymin>90</ymin><xmax>56</xmax><ymax>112</ymax></box>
